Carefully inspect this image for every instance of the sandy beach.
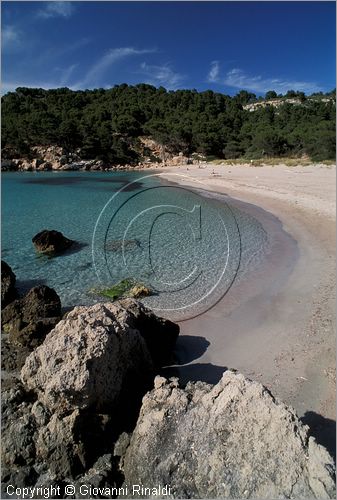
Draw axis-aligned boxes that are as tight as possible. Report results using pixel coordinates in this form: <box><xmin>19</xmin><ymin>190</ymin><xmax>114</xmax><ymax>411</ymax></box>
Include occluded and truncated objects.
<box><xmin>157</xmin><ymin>162</ymin><xmax>336</xmax><ymax>454</ymax></box>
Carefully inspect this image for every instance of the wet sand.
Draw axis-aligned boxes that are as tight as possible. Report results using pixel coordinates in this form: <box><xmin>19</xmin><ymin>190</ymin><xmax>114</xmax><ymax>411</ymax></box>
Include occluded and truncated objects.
<box><xmin>158</xmin><ymin>163</ymin><xmax>335</xmax><ymax>455</ymax></box>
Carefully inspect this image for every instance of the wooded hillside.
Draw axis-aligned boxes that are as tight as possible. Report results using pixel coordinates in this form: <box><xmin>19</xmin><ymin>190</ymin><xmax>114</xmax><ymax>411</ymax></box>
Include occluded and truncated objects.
<box><xmin>2</xmin><ymin>85</ymin><xmax>335</xmax><ymax>164</ymax></box>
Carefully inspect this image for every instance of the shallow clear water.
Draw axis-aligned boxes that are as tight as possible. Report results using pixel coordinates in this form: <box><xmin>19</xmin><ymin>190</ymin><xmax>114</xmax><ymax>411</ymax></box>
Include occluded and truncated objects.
<box><xmin>2</xmin><ymin>171</ymin><xmax>268</xmax><ymax>320</ymax></box>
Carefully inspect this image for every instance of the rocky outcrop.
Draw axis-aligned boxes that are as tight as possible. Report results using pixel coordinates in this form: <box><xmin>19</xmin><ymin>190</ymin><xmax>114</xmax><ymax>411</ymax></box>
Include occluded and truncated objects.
<box><xmin>119</xmin><ymin>371</ymin><xmax>336</xmax><ymax>499</ymax></box>
<box><xmin>1</xmin><ymin>261</ymin><xmax>17</xmax><ymax>307</ymax></box>
<box><xmin>1</xmin><ymin>139</ymin><xmax>196</xmax><ymax>171</ymax></box>
<box><xmin>20</xmin><ymin>299</ymin><xmax>179</xmax><ymax>414</ymax></box>
<box><xmin>32</xmin><ymin>229</ymin><xmax>74</xmax><ymax>255</ymax></box>
<box><xmin>2</xmin><ymin>384</ymin><xmax>38</xmax><ymax>468</ymax></box>
<box><xmin>2</xmin><ymin>285</ymin><xmax>61</xmax><ymax>348</ymax></box>
<box><xmin>2</xmin><ymin>299</ymin><xmax>180</xmax><ymax>495</ymax></box>
<box><xmin>3</xmin><ymin>295</ymin><xmax>335</xmax><ymax>499</ymax></box>
<box><xmin>1</xmin><ymin>338</ymin><xmax>32</xmax><ymax>374</ymax></box>
<box><xmin>118</xmin><ymin>298</ymin><xmax>179</xmax><ymax>367</ymax></box>
<box><xmin>1</xmin><ymin>145</ymin><xmax>107</xmax><ymax>172</ymax></box>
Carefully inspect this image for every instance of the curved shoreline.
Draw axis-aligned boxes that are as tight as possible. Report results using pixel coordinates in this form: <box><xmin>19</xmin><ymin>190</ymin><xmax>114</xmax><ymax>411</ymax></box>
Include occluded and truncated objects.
<box><xmin>158</xmin><ymin>165</ymin><xmax>336</xmax><ymax>435</ymax></box>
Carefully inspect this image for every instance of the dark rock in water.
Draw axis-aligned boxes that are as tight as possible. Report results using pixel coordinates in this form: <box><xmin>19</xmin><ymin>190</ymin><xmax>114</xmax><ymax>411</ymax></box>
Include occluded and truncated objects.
<box><xmin>2</xmin><ymin>285</ymin><xmax>61</xmax><ymax>349</ymax></box>
<box><xmin>104</xmin><ymin>239</ymin><xmax>141</xmax><ymax>252</ymax></box>
<box><xmin>119</xmin><ymin>298</ymin><xmax>180</xmax><ymax>367</ymax></box>
<box><xmin>32</xmin><ymin>229</ymin><xmax>74</xmax><ymax>255</ymax></box>
<box><xmin>1</xmin><ymin>260</ymin><xmax>17</xmax><ymax>307</ymax></box>
<box><xmin>20</xmin><ymin>286</ymin><xmax>61</xmax><ymax>322</ymax></box>
<box><xmin>119</xmin><ymin>372</ymin><xmax>336</xmax><ymax>499</ymax></box>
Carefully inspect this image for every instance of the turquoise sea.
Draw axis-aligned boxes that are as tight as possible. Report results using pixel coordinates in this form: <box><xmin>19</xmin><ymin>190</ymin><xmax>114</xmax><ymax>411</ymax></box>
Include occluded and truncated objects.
<box><xmin>2</xmin><ymin>171</ymin><xmax>268</xmax><ymax>320</ymax></box>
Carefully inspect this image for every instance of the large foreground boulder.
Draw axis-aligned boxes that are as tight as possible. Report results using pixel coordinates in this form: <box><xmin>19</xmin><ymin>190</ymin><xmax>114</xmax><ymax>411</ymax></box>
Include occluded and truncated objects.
<box><xmin>118</xmin><ymin>298</ymin><xmax>180</xmax><ymax>367</ymax></box>
<box><xmin>2</xmin><ymin>285</ymin><xmax>61</xmax><ymax>348</ymax></box>
<box><xmin>21</xmin><ymin>300</ymin><xmax>179</xmax><ymax>415</ymax></box>
<box><xmin>32</xmin><ymin>229</ymin><xmax>74</xmax><ymax>255</ymax></box>
<box><xmin>119</xmin><ymin>371</ymin><xmax>336</xmax><ymax>499</ymax></box>
<box><xmin>1</xmin><ymin>260</ymin><xmax>17</xmax><ymax>307</ymax></box>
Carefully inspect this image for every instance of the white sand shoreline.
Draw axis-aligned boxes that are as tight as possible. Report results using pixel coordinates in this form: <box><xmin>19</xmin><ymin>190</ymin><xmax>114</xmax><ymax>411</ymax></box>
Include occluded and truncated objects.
<box><xmin>156</xmin><ymin>164</ymin><xmax>335</xmax><ymax>434</ymax></box>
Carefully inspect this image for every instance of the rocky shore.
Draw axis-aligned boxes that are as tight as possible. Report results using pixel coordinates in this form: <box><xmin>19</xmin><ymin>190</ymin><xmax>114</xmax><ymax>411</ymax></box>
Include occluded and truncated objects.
<box><xmin>1</xmin><ymin>143</ymin><xmax>194</xmax><ymax>172</ymax></box>
<box><xmin>1</xmin><ymin>261</ymin><xmax>335</xmax><ymax>499</ymax></box>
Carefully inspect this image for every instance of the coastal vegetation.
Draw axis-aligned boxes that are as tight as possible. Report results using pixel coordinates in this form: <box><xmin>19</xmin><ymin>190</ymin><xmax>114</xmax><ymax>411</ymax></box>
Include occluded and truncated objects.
<box><xmin>2</xmin><ymin>85</ymin><xmax>335</xmax><ymax>164</ymax></box>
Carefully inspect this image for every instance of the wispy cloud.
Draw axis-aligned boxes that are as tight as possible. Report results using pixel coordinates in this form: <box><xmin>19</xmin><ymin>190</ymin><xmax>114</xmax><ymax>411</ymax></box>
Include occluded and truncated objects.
<box><xmin>208</xmin><ymin>61</ymin><xmax>220</xmax><ymax>83</ymax></box>
<box><xmin>139</xmin><ymin>62</ymin><xmax>184</xmax><ymax>89</ymax></box>
<box><xmin>59</xmin><ymin>63</ymin><xmax>78</xmax><ymax>86</ymax></box>
<box><xmin>37</xmin><ymin>2</ymin><xmax>74</xmax><ymax>19</ymax></box>
<box><xmin>74</xmin><ymin>47</ymin><xmax>156</xmax><ymax>89</ymax></box>
<box><xmin>2</xmin><ymin>25</ymin><xmax>22</xmax><ymax>50</ymax></box>
<box><xmin>223</xmin><ymin>68</ymin><xmax>323</xmax><ymax>95</ymax></box>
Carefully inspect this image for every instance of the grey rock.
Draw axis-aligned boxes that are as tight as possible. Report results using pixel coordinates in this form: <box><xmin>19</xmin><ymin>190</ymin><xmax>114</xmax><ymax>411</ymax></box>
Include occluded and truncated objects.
<box><xmin>2</xmin><ymin>395</ymin><xmax>37</xmax><ymax>467</ymax></box>
<box><xmin>31</xmin><ymin>400</ymin><xmax>51</xmax><ymax>427</ymax></box>
<box><xmin>113</xmin><ymin>432</ymin><xmax>131</xmax><ymax>458</ymax></box>
<box><xmin>118</xmin><ymin>298</ymin><xmax>180</xmax><ymax>367</ymax></box>
<box><xmin>36</xmin><ymin>410</ymin><xmax>87</xmax><ymax>478</ymax></box>
<box><xmin>120</xmin><ymin>371</ymin><xmax>336</xmax><ymax>499</ymax></box>
<box><xmin>35</xmin><ymin>410</ymin><xmax>115</xmax><ymax>479</ymax></box>
<box><xmin>1</xmin><ymin>466</ymin><xmax>39</xmax><ymax>499</ymax></box>
<box><xmin>72</xmin><ymin>454</ymin><xmax>122</xmax><ymax>498</ymax></box>
<box><xmin>21</xmin><ymin>301</ymin><xmax>156</xmax><ymax>414</ymax></box>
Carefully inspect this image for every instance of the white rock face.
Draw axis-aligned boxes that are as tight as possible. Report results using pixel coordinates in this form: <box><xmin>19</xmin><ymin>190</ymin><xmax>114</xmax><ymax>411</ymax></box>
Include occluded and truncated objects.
<box><xmin>120</xmin><ymin>371</ymin><xmax>336</xmax><ymax>499</ymax></box>
<box><xmin>21</xmin><ymin>301</ymin><xmax>154</xmax><ymax>413</ymax></box>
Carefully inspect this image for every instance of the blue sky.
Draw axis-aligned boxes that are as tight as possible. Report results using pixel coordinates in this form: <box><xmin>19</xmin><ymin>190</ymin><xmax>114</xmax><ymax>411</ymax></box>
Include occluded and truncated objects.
<box><xmin>2</xmin><ymin>1</ymin><xmax>336</xmax><ymax>96</ymax></box>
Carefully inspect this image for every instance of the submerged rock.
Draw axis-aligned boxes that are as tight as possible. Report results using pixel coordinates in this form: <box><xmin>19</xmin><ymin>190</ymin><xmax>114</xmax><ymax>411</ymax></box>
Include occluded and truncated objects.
<box><xmin>1</xmin><ymin>260</ymin><xmax>17</xmax><ymax>307</ymax></box>
<box><xmin>104</xmin><ymin>239</ymin><xmax>141</xmax><ymax>252</ymax></box>
<box><xmin>128</xmin><ymin>285</ymin><xmax>152</xmax><ymax>299</ymax></box>
<box><xmin>32</xmin><ymin>229</ymin><xmax>74</xmax><ymax>255</ymax></box>
<box><xmin>2</xmin><ymin>285</ymin><xmax>61</xmax><ymax>349</ymax></box>
<box><xmin>120</xmin><ymin>371</ymin><xmax>336</xmax><ymax>499</ymax></box>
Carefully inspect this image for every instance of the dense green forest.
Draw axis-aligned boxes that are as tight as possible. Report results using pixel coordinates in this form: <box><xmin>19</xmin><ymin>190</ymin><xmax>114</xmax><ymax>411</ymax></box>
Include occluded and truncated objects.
<box><xmin>2</xmin><ymin>85</ymin><xmax>336</xmax><ymax>164</ymax></box>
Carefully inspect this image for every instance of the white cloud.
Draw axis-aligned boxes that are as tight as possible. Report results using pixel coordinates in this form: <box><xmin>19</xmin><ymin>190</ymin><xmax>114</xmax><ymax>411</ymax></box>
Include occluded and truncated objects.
<box><xmin>73</xmin><ymin>47</ymin><xmax>156</xmax><ymax>89</ymax></box>
<box><xmin>2</xmin><ymin>25</ymin><xmax>21</xmax><ymax>49</ymax></box>
<box><xmin>223</xmin><ymin>68</ymin><xmax>322</xmax><ymax>95</ymax></box>
<box><xmin>208</xmin><ymin>61</ymin><xmax>220</xmax><ymax>83</ymax></box>
<box><xmin>139</xmin><ymin>62</ymin><xmax>184</xmax><ymax>89</ymax></box>
<box><xmin>37</xmin><ymin>2</ymin><xmax>74</xmax><ymax>19</ymax></box>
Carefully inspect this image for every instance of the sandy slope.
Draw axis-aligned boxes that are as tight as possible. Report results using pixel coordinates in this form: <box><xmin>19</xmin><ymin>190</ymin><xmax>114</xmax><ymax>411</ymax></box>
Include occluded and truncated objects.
<box><xmin>156</xmin><ymin>163</ymin><xmax>336</xmax><ymax>453</ymax></box>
